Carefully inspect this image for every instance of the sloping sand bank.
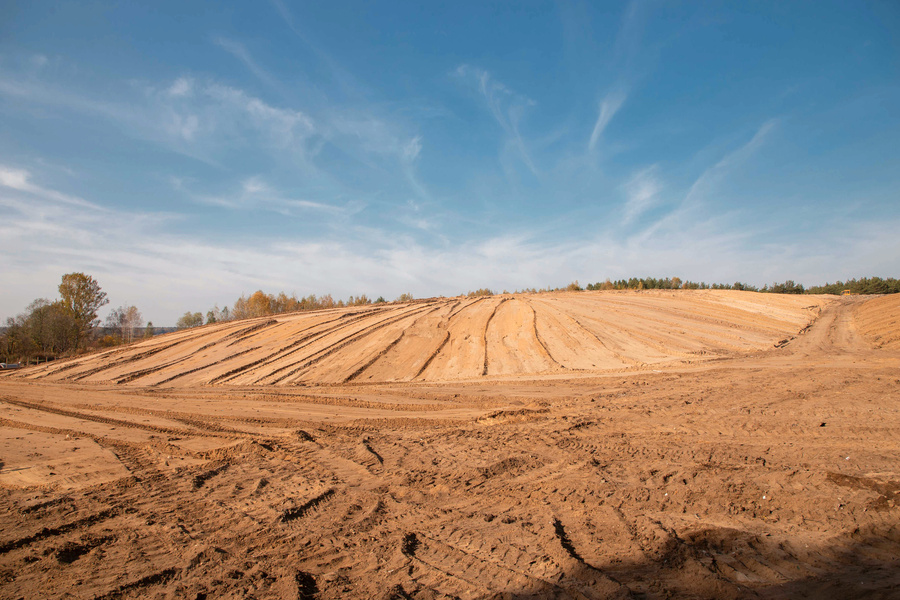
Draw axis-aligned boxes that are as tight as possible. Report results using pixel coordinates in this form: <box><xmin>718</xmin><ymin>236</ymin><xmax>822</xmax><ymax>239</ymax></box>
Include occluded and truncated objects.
<box><xmin>17</xmin><ymin>290</ymin><xmax>831</xmax><ymax>386</ymax></box>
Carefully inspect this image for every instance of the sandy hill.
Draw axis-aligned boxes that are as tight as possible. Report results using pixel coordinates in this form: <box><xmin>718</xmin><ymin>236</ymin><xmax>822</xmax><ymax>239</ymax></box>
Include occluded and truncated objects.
<box><xmin>855</xmin><ymin>293</ymin><xmax>900</xmax><ymax>349</ymax></box>
<box><xmin>16</xmin><ymin>290</ymin><xmax>832</xmax><ymax>386</ymax></box>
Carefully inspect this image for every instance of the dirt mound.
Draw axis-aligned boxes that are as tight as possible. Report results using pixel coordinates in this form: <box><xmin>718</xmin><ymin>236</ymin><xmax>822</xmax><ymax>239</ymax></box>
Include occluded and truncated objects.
<box><xmin>855</xmin><ymin>294</ymin><xmax>900</xmax><ymax>349</ymax></box>
<box><xmin>13</xmin><ymin>290</ymin><xmax>831</xmax><ymax>386</ymax></box>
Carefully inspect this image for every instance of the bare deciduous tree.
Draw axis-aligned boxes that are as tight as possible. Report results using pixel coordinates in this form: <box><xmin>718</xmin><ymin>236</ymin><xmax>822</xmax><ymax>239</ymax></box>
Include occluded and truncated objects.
<box><xmin>106</xmin><ymin>305</ymin><xmax>144</xmax><ymax>343</ymax></box>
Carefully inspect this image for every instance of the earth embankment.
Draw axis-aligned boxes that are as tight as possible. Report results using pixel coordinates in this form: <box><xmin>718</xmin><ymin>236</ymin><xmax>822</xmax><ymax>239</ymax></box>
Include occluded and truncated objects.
<box><xmin>855</xmin><ymin>293</ymin><xmax>900</xmax><ymax>349</ymax></box>
<box><xmin>13</xmin><ymin>290</ymin><xmax>832</xmax><ymax>386</ymax></box>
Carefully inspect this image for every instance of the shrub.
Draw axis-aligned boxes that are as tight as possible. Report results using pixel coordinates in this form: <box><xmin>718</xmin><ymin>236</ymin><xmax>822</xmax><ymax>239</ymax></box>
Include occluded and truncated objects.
<box><xmin>466</xmin><ymin>288</ymin><xmax>494</xmax><ymax>297</ymax></box>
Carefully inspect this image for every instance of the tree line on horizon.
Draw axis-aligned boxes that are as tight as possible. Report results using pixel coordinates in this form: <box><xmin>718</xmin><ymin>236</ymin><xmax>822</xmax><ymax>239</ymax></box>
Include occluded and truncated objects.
<box><xmin>175</xmin><ymin>290</ymin><xmax>416</xmax><ymax>329</ymax></box>
<box><xmin>497</xmin><ymin>276</ymin><xmax>899</xmax><ymax>296</ymax></box>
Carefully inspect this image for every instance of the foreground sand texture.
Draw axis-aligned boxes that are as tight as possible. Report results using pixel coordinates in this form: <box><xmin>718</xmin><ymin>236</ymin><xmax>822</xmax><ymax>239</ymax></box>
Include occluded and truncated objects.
<box><xmin>0</xmin><ymin>290</ymin><xmax>898</xmax><ymax>599</ymax></box>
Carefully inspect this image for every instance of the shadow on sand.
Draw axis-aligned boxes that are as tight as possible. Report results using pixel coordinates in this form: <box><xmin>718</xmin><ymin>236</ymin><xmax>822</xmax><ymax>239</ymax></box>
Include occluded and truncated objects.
<box><xmin>390</xmin><ymin>521</ymin><xmax>900</xmax><ymax>600</ymax></box>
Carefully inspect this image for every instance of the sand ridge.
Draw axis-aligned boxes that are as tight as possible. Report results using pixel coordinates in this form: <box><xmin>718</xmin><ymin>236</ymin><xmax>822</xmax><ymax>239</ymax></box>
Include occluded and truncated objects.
<box><xmin>14</xmin><ymin>290</ymin><xmax>833</xmax><ymax>387</ymax></box>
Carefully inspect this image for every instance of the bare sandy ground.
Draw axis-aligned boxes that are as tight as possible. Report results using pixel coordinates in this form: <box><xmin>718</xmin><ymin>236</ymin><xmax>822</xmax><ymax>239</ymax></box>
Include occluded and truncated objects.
<box><xmin>0</xmin><ymin>291</ymin><xmax>898</xmax><ymax>599</ymax></box>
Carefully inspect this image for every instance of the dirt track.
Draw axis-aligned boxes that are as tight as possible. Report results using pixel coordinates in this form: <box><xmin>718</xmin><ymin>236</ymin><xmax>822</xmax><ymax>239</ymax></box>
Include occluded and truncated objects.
<box><xmin>0</xmin><ymin>291</ymin><xmax>898</xmax><ymax>599</ymax></box>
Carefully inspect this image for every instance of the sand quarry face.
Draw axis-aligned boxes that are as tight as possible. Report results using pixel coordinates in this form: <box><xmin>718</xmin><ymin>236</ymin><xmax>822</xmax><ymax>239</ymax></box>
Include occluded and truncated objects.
<box><xmin>0</xmin><ymin>290</ymin><xmax>898</xmax><ymax>599</ymax></box>
<box><xmin>14</xmin><ymin>290</ymin><xmax>834</xmax><ymax>386</ymax></box>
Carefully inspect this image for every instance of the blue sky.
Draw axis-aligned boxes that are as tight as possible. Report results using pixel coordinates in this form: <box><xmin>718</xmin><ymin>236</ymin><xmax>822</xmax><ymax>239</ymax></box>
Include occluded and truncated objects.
<box><xmin>1</xmin><ymin>1</ymin><xmax>898</xmax><ymax>324</ymax></box>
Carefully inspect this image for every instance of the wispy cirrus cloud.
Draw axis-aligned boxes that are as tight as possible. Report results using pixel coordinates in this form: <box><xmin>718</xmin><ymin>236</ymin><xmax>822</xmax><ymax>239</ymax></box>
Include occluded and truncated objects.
<box><xmin>588</xmin><ymin>89</ymin><xmax>627</xmax><ymax>151</ymax></box>
<box><xmin>402</xmin><ymin>136</ymin><xmax>422</xmax><ymax>163</ymax></box>
<box><xmin>636</xmin><ymin>120</ymin><xmax>779</xmax><ymax>242</ymax></box>
<box><xmin>613</xmin><ymin>0</ymin><xmax>649</xmax><ymax>73</ymax></box>
<box><xmin>584</xmin><ymin>0</ymin><xmax>651</xmax><ymax>155</ymax></box>
<box><xmin>682</xmin><ymin>119</ymin><xmax>778</xmax><ymax>207</ymax></box>
<box><xmin>267</xmin><ymin>0</ymin><xmax>371</xmax><ymax>102</ymax></box>
<box><xmin>0</xmin><ymin>46</ymin><xmax>426</xmax><ymax>205</ymax></box>
<box><xmin>325</xmin><ymin>111</ymin><xmax>410</xmax><ymax>159</ymax></box>
<box><xmin>175</xmin><ymin>175</ymin><xmax>349</xmax><ymax>216</ymax></box>
<box><xmin>30</xmin><ymin>54</ymin><xmax>49</xmax><ymax>69</ymax></box>
<box><xmin>201</xmin><ymin>82</ymin><xmax>316</xmax><ymax>147</ymax></box>
<box><xmin>0</xmin><ymin>165</ymin><xmax>101</xmax><ymax>210</ymax></box>
<box><xmin>0</xmin><ymin>64</ymin><xmax>324</xmax><ymax>166</ymax></box>
<box><xmin>201</xmin><ymin>39</ymin><xmax>420</xmax><ymax>170</ymax></box>
<box><xmin>398</xmin><ymin>135</ymin><xmax>437</xmax><ymax>208</ymax></box>
<box><xmin>455</xmin><ymin>65</ymin><xmax>539</xmax><ymax>177</ymax></box>
<box><xmin>213</xmin><ymin>36</ymin><xmax>282</xmax><ymax>92</ymax></box>
<box><xmin>621</xmin><ymin>165</ymin><xmax>660</xmax><ymax>224</ymax></box>
<box><xmin>0</xmin><ymin>53</ymin><xmax>435</xmax><ymax>263</ymax></box>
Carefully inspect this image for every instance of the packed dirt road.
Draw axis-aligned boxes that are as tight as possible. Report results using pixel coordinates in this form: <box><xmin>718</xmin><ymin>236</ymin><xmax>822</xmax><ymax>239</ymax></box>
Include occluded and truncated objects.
<box><xmin>0</xmin><ymin>291</ymin><xmax>898</xmax><ymax>599</ymax></box>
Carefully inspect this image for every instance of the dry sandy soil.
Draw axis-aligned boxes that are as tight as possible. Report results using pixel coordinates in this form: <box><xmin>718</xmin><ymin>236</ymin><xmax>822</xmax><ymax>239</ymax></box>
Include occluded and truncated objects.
<box><xmin>0</xmin><ymin>290</ymin><xmax>898</xmax><ymax>599</ymax></box>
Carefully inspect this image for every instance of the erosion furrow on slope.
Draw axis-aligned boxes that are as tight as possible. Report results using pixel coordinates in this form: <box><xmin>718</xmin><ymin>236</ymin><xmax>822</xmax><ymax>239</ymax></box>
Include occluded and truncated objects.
<box><xmin>482</xmin><ymin>297</ymin><xmax>510</xmax><ymax>376</ymax></box>
<box><xmin>207</xmin><ymin>308</ymin><xmax>392</xmax><ymax>385</ymax></box>
<box><xmin>263</xmin><ymin>303</ymin><xmax>438</xmax><ymax>385</ymax></box>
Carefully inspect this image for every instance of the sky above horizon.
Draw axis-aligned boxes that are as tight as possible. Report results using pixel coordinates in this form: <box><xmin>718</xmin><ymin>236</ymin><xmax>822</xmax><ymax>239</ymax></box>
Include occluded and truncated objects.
<box><xmin>2</xmin><ymin>1</ymin><xmax>899</xmax><ymax>325</ymax></box>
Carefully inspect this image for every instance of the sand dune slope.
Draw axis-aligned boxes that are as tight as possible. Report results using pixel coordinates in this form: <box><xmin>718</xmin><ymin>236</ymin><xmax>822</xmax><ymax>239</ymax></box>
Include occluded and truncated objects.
<box><xmin>855</xmin><ymin>293</ymin><xmax>900</xmax><ymax>349</ymax></box>
<box><xmin>14</xmin><ymin>290</ymin><xmax>833</xmax><ymax>386</ymax></box>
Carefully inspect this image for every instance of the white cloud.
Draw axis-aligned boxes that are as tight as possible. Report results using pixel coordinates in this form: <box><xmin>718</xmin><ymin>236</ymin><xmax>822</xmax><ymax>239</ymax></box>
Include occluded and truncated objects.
<box><xmin>326</xmin><ymin>114</ymin><xmax>395</xmax><ymax>154</ymax></box>
<box><xmin>201</xmin><ymin>82</ymin><xmax>316</xmax><ymax>148</ymax></box>
<box><xmin>167</xmin><ymin>76</ymin><xmax>193</xmax><ymax>97</ymax></box>
<box><xmin>167</xmin><ymin>112</ymin><xmax>199</xmax><ymax>141</ymax></box>
<box><xmin>0</xmin><ymin>68</ymin><xmax>318</xmax><ymax>162</ymax></box>
<box><xmin>621</xmin><ymin>165</ymin><xmax>660</xmax><ymax>224</ymax></box>
<box><xmin>588</xmin><ymin>89</ymin><xmax>627</xmax><ymax>151</ymax></box>
<box><xmin>0</xmin><ymin>165</ymin><xmax>101</xmax><ymax>210</ymax></box>
<box><xmin>455</xmin><ymin>65</ymin><xmax>539</xmax><ymax>177</ymax></box>
<box><xmin>0</xmin><ymin>54</ymin><xmax>423</xmax><ymax>208</ymax></box>
<box><xmin>180</xmin><ymin>175</ymin><xmax>345</xmax><ymax>216</ymax></box>
<box><xmin>402</xmin><ymin>136</ymin><xmax>422</xmax><ymax>162</ymax></box>
<box><xmin>213</xmin><ymin>37</ymin><xmax>281</xmax><ymax>91</ymax></box>
<box><xmin>242</xmin><ymin>176</ymin><xmax>267</xmax><ymax>195</ymax></box>
<box><xmin>638</xmin><ymin>120</ymin><xmax>779</xmax><ymax>241</ymax></box>
<box><xmin>0</xmin><ymin>167</ymin><xmax>29</xmax><ymax>189</ymax></box>
<box><xmin>683</xmin><ymin>119</ymin><xmax>777</xmax><ymax>207</ymax></box>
